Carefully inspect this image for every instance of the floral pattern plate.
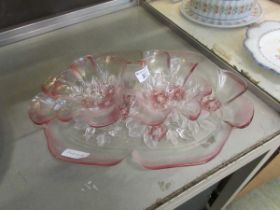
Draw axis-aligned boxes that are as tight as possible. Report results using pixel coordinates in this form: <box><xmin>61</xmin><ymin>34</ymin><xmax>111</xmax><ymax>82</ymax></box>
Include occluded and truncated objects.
<box><xmin>180</xmin><ymin>0</ymin><xmax>263</xmax><ymax>28</ymax></box>
<box><xmin>245</xmin><ymin>21</ymin><xmax>280</xmax><ymax>74</ymax></box>
<box><xmin>28</xmin><ymin>50</ymin><xmax>254</xmax><ymax>169</ymax></box>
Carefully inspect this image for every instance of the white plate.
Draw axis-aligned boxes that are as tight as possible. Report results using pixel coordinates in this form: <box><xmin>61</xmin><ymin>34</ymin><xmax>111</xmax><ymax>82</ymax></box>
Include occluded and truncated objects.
<box><xmin>180</xmin><ymin>1</ymin><xmax>263</xmax><ymax>29</ymax></box>
<box><xmin>244</xmin><ymin>21</ymin><xmax>280</xmax><ymax>74</ymax></box>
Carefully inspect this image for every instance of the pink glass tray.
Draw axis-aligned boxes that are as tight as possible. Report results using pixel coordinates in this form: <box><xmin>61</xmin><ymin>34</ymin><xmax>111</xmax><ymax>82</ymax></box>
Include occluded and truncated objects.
<box><xmin>28</xmin><ymin>50</ymin><xmax>254</xmax><ymax>169</ymax></box>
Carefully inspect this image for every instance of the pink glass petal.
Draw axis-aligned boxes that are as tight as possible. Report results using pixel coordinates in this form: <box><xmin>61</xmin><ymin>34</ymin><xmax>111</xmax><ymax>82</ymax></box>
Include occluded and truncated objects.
<box><xmin>168</xmin><ymin>51</ymin><xmax>204</xmax><ymax>86</ymax></box>
<box><xmin>179</xmin><ymin>100</ymin><xmax>201</xmax><ymax>121</ymax></box>
<box><xmin>70</xmin><ymin>55</ymin><xmax>97</xmax><ymax>82</ymax></box>
<box><xmin>185</xmin><ymin>66</ymin><xmax>246</xmax><ymax>105</ymax></box>
<box><xmin>215</xmin><ymin>70</ymin><xmax>248</xmax><ymax>104</ymax></box>
<box><xmin>41</xmin><ymin>76</ymin><xmax>58</xmax><ymax>97</ymax></box>
<box><xmin>198</xmin><ymin>79</ymin><xmax>212</xmax><ymax>97</ymax></box>
<box><xmin>81</xmin><ymin>105</ymin><xmax>121</xmax><ymax>128</ymax></box>
<box><xmin>183</xmin><ymin>75</ymin><xmax>213</xmax><ymax>102</ymax></box>
<box><xmin>42</xmin><ymin>70</ymin><xmax>80</xmax><ymax>97</ymax></box>
<box><xmin>132</xmin><ymin>122</ymin><xmax>232</xmax><ymax>170</ymax></box>
<box><xmin>222</xmin><ymin>95</ymin><xmax>254</xmax><ymax>128</ymax></box>
<box><xmin>201</xmin><ymin>96</ymin><xmax>221</xmax><ymax>112</ymax></box>
<box><xmin>142</xmin><ymin>50</ymin><xmax>170</xmax><ymax>77</ymax></box>
<box><xmin>129</xmin><ymin>93</ymin><xmax>171</xmax><ymax>126</ymax></box>
<box><xmin>28</xmin><ymin>93</ymin><xmax>56</xmax><ymax>125</ymax></box>
<box><xmin>168</xmin><ymin>50</ymin><xmax>205</xmax><ymax>66</ymax></box>
<box><xmin>94</xmin><ymin>55</ymin><xmax>127</xmax><ymax>80</ymax></box>
<box><xmin>55</xmin><ymin>98</ymin><xmax>79</xmax><ymax>122</ymax></box>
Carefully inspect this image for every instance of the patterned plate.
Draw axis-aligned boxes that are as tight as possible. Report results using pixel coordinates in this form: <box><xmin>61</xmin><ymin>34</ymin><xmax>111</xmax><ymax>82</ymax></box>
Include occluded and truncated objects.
<box><xmin>180</xmin><ymin>0</ymin><xmax>263</xmax><ymax>28</ymax></box>
<box><xmin>244</xmin><ymin>21</ymin><xmax>280</xmax><ymax>74</ymax></box>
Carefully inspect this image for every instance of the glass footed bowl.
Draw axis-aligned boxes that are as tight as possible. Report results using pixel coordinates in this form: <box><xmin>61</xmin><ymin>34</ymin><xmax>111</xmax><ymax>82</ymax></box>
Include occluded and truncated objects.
<box><xmin>28</xmin><ymin>50</ymin><xmax>254</xmax><ymax>169</ymax></box>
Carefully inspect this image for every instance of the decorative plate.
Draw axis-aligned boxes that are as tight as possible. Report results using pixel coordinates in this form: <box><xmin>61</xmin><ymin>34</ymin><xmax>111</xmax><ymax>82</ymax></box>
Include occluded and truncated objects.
<box><xmin>244</xmin><ymin>21</ymin><xmax>280</xmax><ymax>74</ymax></box>
<box><xmin>28</xmin><ymin>50</ymin><xmax>254</xmax><ymax>169</ymax></box>
<box><xmin>180</xmin><ymin>1</ymin><xmax>263</xmax><ymax>28</ymax></box>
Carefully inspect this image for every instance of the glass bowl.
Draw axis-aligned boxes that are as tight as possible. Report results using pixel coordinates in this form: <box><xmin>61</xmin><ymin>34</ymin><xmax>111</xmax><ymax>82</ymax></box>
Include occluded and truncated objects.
<box><xmin>30</xmin><ymin>54</ymin><xmax>126</xmax><ymax>128</ymax></box>
<box><xmin>28</xmin><ymin>50</ymin><xmax>254</xmax><ymax>169</ymax></box>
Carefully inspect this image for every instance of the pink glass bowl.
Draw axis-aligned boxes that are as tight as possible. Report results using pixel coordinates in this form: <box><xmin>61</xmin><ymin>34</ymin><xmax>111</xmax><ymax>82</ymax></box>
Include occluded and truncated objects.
<box><xmin>30</xmin><ymin>55</ymin><xmax>125</xmax><ymax>127</ymax></box>
<box><xmin>28</xmin><ymin>50</ymin><xmax>254</xmax><ymax>169</ymax></box>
